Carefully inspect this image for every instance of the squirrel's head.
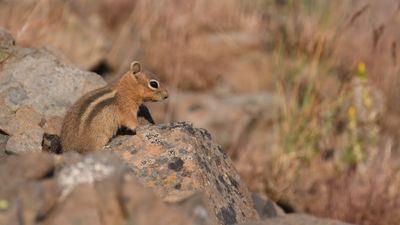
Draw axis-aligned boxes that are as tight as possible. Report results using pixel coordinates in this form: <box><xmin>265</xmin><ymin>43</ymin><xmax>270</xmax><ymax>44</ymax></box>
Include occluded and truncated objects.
<box><xmin>126</xmin><ymin>61</ymin><xmax>169</xmax><ymax>102</ymax></box>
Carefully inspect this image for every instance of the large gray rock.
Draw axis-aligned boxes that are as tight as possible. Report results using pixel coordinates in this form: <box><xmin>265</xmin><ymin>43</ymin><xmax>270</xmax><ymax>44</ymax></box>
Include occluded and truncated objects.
<box><xmin>0</xmin><ymin>28</ymin><xmax>105</xmax><ymax>154</ymax></box>
<box><xmin>108</xmin><ymin>122</ymin><xmax>260</xmax><ymax>225</ymax></box>
<box><xmin>0</xmin><ymin>32</ymin><xmax>105</xmax><ymax>118</ymax></box>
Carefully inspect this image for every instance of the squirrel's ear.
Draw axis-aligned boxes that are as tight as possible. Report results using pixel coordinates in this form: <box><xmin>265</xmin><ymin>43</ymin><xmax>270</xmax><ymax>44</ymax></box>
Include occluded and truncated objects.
<box><xmin>130</xmin><ymin>61</ymin><xmax>142</xmax><ymax>74</ymax></box>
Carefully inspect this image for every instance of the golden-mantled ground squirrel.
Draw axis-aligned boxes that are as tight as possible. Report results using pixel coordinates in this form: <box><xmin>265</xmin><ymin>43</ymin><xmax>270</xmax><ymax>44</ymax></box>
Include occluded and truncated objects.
<box><xmin>60</xmin><ymin>61</ymin><xmax>168</xmax><ymax>153</ymax></box>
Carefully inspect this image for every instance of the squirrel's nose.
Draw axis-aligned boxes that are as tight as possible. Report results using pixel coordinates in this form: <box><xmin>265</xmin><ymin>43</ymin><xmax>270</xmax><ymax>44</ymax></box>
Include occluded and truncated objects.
<box><xmin>163</xmin><ymin>91</ymin><xmax>169</xmax><ymax>99</ymax></box>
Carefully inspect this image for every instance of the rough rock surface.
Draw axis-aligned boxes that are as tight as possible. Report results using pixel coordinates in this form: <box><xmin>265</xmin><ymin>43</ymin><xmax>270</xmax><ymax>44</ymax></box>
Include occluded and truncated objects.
<box><xmin>0</xmin><ymin>152</ymin><xmax>353</xmax><ymax>225</ymax></box>
<box><xmin>0</xmin><ymin>28</ymin><xmax>105</xmax><ymax>118</ymax></box>
<box><xmin>0</xmin><ymin>28</ymin><xmax>105</xmax><ymax>154</ymax></box>
<box><xmin>241</xmin><ymin>214</ymin><xmax>353</xmax><ymax>225</ymax></box>
<box><xmin>107</xmin><ymin>122</ymin><xmax>260</xmax><ymax>225</ymax></box>
<box><xmin>56</xmin><ymin>151</ymin><xmax>125</xmax><ymax>196</ymax></box>
<box><xmin>4</xmin><ymin>106</ymin><xmax>44</xmax><ymax>154</ymax></box>
<box><xmin>0</xmin><ymin>152</ymin><xmax>197</xmax><ymax>225</ymax></box>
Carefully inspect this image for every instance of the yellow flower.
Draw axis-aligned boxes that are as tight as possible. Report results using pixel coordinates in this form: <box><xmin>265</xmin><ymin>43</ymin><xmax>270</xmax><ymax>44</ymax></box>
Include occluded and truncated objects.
<box><xmin>362</xmin><ymin>88</ymin><xmax>372</xmax><ymax>108</ymax></box>
<box><xmin>347</xmin><ymin>106</ymin><xmax>357</xmax><ymax>122</ymax></box>
<box><xmin>0</xmin><ymin>199</ymin><xmax>8</xmax><ymax>210</ymax></box>
<box><xmin>357</xmin><ymin>62</ymin><xmax>367</xmax><ymax>80</ymax></box>
<box><xmin>358</xmin><ymin>62</ymin><xmax>366</xmax><ymax>73</ymax></box>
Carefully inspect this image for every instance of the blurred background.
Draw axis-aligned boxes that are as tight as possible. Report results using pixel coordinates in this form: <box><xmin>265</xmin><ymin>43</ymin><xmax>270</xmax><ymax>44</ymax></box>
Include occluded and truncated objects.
<box><xmin>1</xmin><ymin>0</ymin><xmax>400</xmax><ymax>224</ymax></box>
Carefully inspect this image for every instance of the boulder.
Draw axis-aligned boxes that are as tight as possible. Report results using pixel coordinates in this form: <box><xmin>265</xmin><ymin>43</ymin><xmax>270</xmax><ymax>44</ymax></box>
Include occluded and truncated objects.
<box><xmin>0</xmin><ymin>28</ymin><xmax>105</xmax><ymax>118</ymax></box>
<box><xmin>107</xmin><ymin>122</ymin><xmax>260</xmax><ymax>225</ymax></box>
<box><xmin>0</xmin><ymin>152</ymin><xmax>197</xmax><ymax>225</ymax></box>
<box><xmin>53</xmin><ymin>151</ymin><xmax>198</xmax><ymax>225</ymax></box>
<box><xmin>0</xmin><ymin>28</ymin><xmax>105</xmax><ymax>154</ymax></box>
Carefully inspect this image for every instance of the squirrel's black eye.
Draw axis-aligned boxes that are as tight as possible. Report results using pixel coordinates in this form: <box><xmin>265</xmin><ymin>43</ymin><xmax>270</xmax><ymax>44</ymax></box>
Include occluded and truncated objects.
<box><xmin>148</xmin><ymin>80</ymin><xmax>159</xmax><ymax>90</ymax></box>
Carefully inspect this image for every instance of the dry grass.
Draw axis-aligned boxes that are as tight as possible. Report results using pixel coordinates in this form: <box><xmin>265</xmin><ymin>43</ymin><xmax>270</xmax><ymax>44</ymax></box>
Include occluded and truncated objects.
<box><xmin>0</xmin><ymin>0</ymin><xmax>264</xmax><ymax>91</ymax></box>
<box><xmin>108</xmin><ymin>0</ymin><xmax>263</xmax><ymax>90</ymax></box>
<box><xmin>239</xmin><ymin>1</ymin><xmax>400</xmax><ymax>224</ymax></box>
<box><xmin>243</xmin><ymin>150</ymin><xmax>400</xmax><ymax>225</ymax></box>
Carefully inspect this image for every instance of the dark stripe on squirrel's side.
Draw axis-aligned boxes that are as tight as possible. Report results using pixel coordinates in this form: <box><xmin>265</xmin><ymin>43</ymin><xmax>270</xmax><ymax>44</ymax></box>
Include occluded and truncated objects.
<box><xmin>84</xmin><ymin>96</ymin><xmax>117</xmax><ymax>127</ymax></box>
<box><xmin>76</xmin><ymin>87</ymin><xmax>113</xmax><ymax>119</ymax></box>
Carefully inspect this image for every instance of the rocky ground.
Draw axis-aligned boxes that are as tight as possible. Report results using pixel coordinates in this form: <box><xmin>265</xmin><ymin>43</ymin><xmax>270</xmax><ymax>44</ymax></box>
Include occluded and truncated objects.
<box><xmin>0</xmin><ymin>28</ymin><xmax>353</xmax><ymax>225</ymax></box>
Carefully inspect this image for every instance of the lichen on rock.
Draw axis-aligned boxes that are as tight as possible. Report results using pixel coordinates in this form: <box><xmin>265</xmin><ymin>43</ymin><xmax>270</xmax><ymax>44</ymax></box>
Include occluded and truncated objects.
<box><xmin>108</xmin><ymin>122</ymin><xmax>260</xmax><ymax>225</ymax></box>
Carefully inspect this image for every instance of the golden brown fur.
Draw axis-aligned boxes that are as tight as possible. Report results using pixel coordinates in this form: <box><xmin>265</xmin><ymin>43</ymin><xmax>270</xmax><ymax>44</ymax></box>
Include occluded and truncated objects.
<box><xmin>60</xmin><ymin>61</ymin><xmax>168</xmax><ymax>153</ymax></box>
